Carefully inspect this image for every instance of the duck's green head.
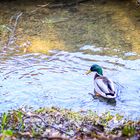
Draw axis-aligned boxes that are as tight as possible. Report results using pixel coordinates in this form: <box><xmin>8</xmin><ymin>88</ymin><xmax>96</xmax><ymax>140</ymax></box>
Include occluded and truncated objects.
<box><xmin>86</xmin><ymin>64</ymin><xmax>103</xmax><ymax>75</ymax></box>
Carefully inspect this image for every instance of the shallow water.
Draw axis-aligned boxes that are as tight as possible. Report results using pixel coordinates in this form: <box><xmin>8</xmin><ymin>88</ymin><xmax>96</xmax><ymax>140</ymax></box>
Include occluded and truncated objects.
<box><xmin>0</xmin><ymin>0</ymin><xmax>140</xmax><ymax>119</ymax></box>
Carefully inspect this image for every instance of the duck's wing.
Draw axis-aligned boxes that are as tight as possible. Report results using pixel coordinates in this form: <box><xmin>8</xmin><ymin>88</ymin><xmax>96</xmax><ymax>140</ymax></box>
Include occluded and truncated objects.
<box><xmin>103</xmin><ymin>77</ymin><xmax>115</xmax><ymax>93</ymax></box>
<box><xmin>95</xmin><ymin>76</ymin><xmax>115</xmax><ymax>95</ymax></box>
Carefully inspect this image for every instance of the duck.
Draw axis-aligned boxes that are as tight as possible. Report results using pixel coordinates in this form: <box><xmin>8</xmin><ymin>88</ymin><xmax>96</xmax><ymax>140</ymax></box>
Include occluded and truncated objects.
<box><xmin>86</xmin><ymin>64</ymin><xmax>116</xmax><ymax>99</ymax></box>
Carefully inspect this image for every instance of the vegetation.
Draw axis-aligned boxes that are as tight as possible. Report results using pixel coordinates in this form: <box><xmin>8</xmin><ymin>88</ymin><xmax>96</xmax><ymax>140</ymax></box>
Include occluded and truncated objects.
<box><xmin>0</xmin><ymin>107</ymin><xmax>139</xmax><ymax>139</ymax></box>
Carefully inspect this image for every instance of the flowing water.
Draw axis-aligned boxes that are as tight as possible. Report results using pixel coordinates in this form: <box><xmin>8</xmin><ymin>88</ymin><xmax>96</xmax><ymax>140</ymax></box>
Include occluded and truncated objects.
<box><xmin>0</xmin><ymin>0</ymin><xmax>140</xmax><ymax>119</ymax></box>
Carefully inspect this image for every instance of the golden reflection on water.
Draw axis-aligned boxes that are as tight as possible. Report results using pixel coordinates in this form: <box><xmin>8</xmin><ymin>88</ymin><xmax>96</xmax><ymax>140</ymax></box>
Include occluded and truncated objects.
<box><xmin>110</xmin><ymin>2</ymin><xmax>140</xmax><ymax>54</ymax></box>
<box><xmin>26</xmin><ymin>36</ymin><xmax>65</xmax><ymax>54</ymax></box>
<box><xmin>0</xmin><ymin>0</ymin><xmax>140</xmax><ymax>57</ymax></box>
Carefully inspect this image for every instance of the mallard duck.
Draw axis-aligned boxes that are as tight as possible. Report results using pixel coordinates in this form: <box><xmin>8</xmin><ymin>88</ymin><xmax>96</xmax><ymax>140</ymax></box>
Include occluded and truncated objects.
<box><xmin>86</xmin><ymin>64</ymin><xmax>116</xmax><ymax>99</ymax></box>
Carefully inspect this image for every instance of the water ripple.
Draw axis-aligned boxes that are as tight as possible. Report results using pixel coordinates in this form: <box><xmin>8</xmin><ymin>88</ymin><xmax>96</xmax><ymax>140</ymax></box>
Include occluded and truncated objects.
<box><xmin>0</xmin><ymin>50</ymin><xmax>140</xmax><ymax>119</ymax></box>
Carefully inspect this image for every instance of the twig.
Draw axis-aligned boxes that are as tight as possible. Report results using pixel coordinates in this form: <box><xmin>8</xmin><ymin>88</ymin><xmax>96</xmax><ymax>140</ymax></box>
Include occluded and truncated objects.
<box><xmin>22</xmin><ymin>114</ymin><xmax>73</xmax><ymax>137</ymax></box>
<box><xmin>43</xmin><ymin>136</ymin><xmax>69</xmax><ymax>140</ymax></box>
<box><xmin>44</xmin><ymin>18</ymin><xmax>69</xmax><ymax>24</ymax></box>
<box><xmin>30</xmin><ymin>0</ymin><xmax>88</xmax><ymax>14</ymax></box>
<box><xmin>31</xmin><ymin>3</ymin><xmax>49</xmax><ymax>13</ymax></box>
<box><xmin>4</xmin><ymin>12</ymin><xmax>23</xmax><ymax>50</ymax></box>
<box><xmin>48</xmin><ymin>0</ymin><xmax>90</xmax><ymax>8</ymax></box>
<box><xmin>114</xmin><ymin>81</ymin><xmax>125</xmax><ymax>88</ymax></box>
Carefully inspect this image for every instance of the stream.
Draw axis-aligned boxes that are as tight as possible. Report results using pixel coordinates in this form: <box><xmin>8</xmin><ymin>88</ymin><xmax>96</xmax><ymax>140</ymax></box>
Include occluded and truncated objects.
<box><xmin>0</xmin><ymin>0</ymin><xmax>140</xmax><ymax>120</ymax></box>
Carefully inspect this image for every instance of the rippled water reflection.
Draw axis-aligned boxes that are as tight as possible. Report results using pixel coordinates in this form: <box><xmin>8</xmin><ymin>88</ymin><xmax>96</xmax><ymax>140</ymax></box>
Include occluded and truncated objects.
<box><xmin>0</xmin><ymin>47</ymin><xmax>140</xmax><ymax>119</ymax></box>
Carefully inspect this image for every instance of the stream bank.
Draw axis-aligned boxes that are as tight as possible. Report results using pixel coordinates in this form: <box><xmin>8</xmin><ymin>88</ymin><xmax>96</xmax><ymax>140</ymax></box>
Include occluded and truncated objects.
<box><xmin>0</xmin><ymin>107</ymin><xmax>140</xmax><ymax>139</ymax></box>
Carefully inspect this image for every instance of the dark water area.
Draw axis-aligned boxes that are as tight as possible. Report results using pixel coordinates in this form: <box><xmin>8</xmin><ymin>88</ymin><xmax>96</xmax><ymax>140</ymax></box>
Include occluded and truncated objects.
<box><xmin>0</xmin><ymin>0</ymin><xmax>140</xmax><ymax>120</ymax></box>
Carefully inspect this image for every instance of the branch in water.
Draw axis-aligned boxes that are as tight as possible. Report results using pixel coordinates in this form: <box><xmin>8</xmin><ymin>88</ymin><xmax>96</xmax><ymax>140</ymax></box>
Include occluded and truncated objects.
<box><xmin>22</xmin><ymin>113</ymin><xmax>74</xmax><ymax>137</ymax></box>
<box><xmin>3</xmin><ymin>12</ymin><xmax>23</xmax><ymax>51</ymax></box>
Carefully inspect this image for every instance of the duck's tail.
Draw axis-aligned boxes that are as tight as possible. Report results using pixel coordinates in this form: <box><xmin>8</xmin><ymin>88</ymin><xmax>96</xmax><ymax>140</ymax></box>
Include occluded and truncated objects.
<box><xmin>105</xmin><ymin>92</ymin><xmax>115</xmax><ymax>96</ymax></box>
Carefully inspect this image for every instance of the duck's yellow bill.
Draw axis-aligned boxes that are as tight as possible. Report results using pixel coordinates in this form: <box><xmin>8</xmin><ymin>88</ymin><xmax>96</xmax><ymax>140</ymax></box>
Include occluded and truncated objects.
<box><xmin>86</xmin><ymin>70</ymin><xmax>92</xmax><ymax>75</ymax></box>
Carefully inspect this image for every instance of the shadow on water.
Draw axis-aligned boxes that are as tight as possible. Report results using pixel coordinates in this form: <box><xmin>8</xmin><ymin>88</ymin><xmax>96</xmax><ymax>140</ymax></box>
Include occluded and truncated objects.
<box><xmin>89</xmin><ymin>93</ymin><xmax>117</xmax><ymax>106</ymax></box>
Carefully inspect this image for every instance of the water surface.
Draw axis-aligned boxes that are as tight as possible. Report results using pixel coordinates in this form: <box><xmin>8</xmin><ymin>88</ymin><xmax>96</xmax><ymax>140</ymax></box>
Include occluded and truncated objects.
<box><xmin>0</xmin><ymin>0</ymin><xmax>140</xmax><ymax>119</ymax></box>
<box><xmin>0</xmin><ymin>47</ymin><xmax>140</xmax><ymax>119</ymax></box>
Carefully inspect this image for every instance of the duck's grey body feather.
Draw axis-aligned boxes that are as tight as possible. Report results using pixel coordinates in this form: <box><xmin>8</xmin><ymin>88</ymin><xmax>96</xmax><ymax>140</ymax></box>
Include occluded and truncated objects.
<box><xmin>94</xmin><ymin>73</ymin><xmax>116</xmax><ymax>98</ymax></box>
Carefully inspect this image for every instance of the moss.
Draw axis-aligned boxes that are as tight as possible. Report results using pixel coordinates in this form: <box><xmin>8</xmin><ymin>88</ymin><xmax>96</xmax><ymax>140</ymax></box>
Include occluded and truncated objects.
<box><xmin>122</xmin><ymin>125</ymin><xmax>135</xmax><ymax>137</ymax></box>
<box><xmin>116</xmin><ymin>113</ymin><xmax>123</xmax><ymax>121</ymax></box>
